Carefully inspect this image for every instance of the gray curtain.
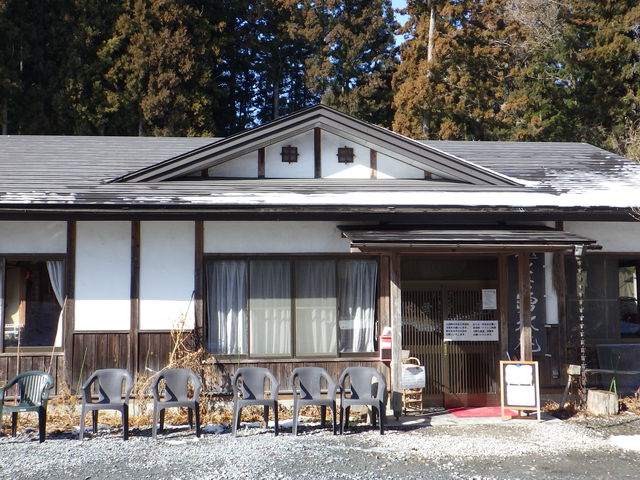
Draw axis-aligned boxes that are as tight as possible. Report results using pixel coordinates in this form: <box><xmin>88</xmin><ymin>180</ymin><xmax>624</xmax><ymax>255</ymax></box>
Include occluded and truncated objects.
<box><xmin>206</xmin><ymin>260</ymin><xmax>247</xmax><ymax>354</ymax></box>
<box><xmin>338</xmin><ymin>259</ymin><xmax>378</xmax><ymax>353</ymax></box>
<box><xmin>46</xmin><ymin>260</ymin><xmax>65</xmax><ymax>347</ymax></box>
<box><xmin>295</xmin><ymin>260</ymin><xmax>336</xmax><ymax>355</ymax></box>
<box><xmin>250</xmin><ymin>260</ymin><xmax>291</xmax><ymax>356</ymax></box>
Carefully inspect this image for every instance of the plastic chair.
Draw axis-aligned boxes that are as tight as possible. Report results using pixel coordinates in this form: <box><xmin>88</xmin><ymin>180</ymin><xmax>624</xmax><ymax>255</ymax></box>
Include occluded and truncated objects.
<box><xmin>338</xmin><ymin>367</ymin><xmax>387</xmax><ymax>435</ymax></box>
<box><xmin>0</xmin><ymin>371</ymin><xmax>54</xmax><ymax>443</ymax></box>
<box><xmin>80</xmin><ymin>368</ymin><xmax>133</xmax><ymax>440</ymax></box>
<box><xmin>151</xmin><ymin>368</ymin><xmax>202</xmax><ymax>439</ymax></box>
<box><xmin>231</xmin><ymin>367</ymin><xmax>279</xmax><ymax>436</ymax></box>
<box><xmin>290</xmin><ymin>367</ymin><xmax>337</xmax><ymax>435</ymax></box>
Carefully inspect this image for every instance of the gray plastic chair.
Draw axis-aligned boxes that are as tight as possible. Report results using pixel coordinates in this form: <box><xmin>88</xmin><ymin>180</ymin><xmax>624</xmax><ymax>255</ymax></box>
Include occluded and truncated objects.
<box><xmin>232</xmin><ymin>367</ymin><xmax>279</xmax><ymax>436</ymax></box>
<box><xmin>338</xmin><ymin>367</ymin><xmax>387</xmax><ymax>435</ymax></box>
<box><xmin>80</xmin><ymin>368</ymin><xmax>133</xmax><ymax>440</ymax></box>
<box><xmin>0</xmin><ymin>371</ymin><xmax>54</xmax><ymax>443</ymax></box>
<box><xmin>290</xmin><ymin>367</ymin><xmax>337</xmax><ymax>435</ymax></box>
<box><xmin>151</xmin><ymin>368</ymin><xmax>202</xmax><ymax>439</ymax></box>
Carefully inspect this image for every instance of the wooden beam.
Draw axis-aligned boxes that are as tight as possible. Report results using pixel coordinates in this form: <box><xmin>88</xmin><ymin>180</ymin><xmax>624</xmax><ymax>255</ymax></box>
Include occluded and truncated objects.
<box><xmin>498</xmin><ymin>255</ymin><xmax>509</xmax><ymax>360</ymax></box>
<box><xmin>194</xmin><ymin>220</ymin><xmax>204</xmax><ymax>346</ymax></box>
<box><xmin>314</xmin><ymin>127</ymin><xmax>322</xmax><ymax>178</ymax></box>
<box><xmin>258</xmin><ymin>147</ymin><xmax>265</xmax><ymax>179</ymax></box>
<box><xmin>378</xmin><ymin>254</ymin><xmax>390</xmax><ymax>331</ymax></box>
<box><xmin>130</xmin><ymin>221</ymin><xmax>140</xmax><ymax>377</ymax></box>
<box><xmin>63</xmin><ymin>221</ymin><xmax>76</xmax><ymax>387</ymax></box>
<box><xmin>370</xmin><ymin>149</ymin><xmax>377</xmax><ymax>179</ymax></box>
<box><xmin>554</xmin><ymin>252</ymin><xmax>567</xmax><ymax>380</ymax></box>
<box><xmin>389</xmin><ymin>252</ymin><xmax>402</xmax><ymax>418</ymax></box>
<box><xmin>518</xmin><ymin>253</ymin><xmax>533</xmax><ymax>361</ymax></box>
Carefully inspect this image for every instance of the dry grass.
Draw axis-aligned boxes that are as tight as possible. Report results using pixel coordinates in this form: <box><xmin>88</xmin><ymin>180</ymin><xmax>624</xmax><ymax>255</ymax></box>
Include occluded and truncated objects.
<box><xmin>543</xmin><ymin>400</ymin><xmax>584</xmax><ymax>420</ymax></box>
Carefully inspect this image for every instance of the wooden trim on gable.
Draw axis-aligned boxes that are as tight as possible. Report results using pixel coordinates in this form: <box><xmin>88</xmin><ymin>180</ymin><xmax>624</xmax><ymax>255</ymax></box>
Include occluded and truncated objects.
<box><xmin>370</xmin><ymin>149</ymin><xmax>377</xmax><ymax>179</ymax></box>
<box><xmin>258</xmin><ymin>148</ymin><xmax>265</xmax><ymax>179</ymax></box>
<box><xmin>314</xmin><ymin>127</ymin><xmax>322</xmax><ymax>178</ymax></box>
<box><xmin>63</xmin><ymin>221</ymin><xmax>76</xmax><ymax>386</ymax></box>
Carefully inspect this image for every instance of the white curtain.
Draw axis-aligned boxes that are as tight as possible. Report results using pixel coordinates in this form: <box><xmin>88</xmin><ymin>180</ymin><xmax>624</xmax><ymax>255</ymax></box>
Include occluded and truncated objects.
<box><xmin>206</xmin><ymin>260</ymin><xmax>247</xmax><ymax>354</ymax></box>
<box><xmin>250</xmin><ymin>260</ymin><xmax>291</xmax><ymax>356</ymax></box>
<box><xmin>46</xmin><ymin>260</ymin><xmax>65</xmax><ymax>348</ymax></box>
<box><xmin>338</xmin><ymin>259</ymin><xmax>378</xmax><ymax>353</ymax></box>
<box><xmin>295</xmin><ymin>260</ymin><xmax>336</xmax><ymax>355</ymax></box>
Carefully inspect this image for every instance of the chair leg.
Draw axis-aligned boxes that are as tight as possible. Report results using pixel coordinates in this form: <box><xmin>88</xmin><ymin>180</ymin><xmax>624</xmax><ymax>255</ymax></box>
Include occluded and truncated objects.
<box><xmin>38</xmin><ymin>406</ymin><xmax>46</xmax><ymax>443</ymax></box>
<box><xmin>332</xmin><ymin>401</ymin><xmax>337</xmax><ymax>435</ymax></box>
<box><xmin>340</xmin><ymin>406</ymin><xmax>345</xmax><ymax>435</ymax></box>
<box><xmin>263</xmin><ymin>405</ymin><xmax>269</xmax><ymax>428</ymax></box>
<box><xmin>152</xmin><ymin>404</ymin><xmax>159</xmax><ymax>439</ymax></box>
<box><xmin>160</xmin><ymin>408</ymin><xmax>165</xmax><ymax>432</ymax></box>
<box><xmin>320</xmin><ymin>405</ymin><xmax>327</xmax><ymax>428</ymax></box>
<box><xmin>188</xmin><ymin>408</ymin><xmax>193</xmax><ymax>429</ymax></box>
<box><xmin>292</xmin><ymin>401</ymin><xmax>298</xmax><ymax>436</ymax></box>
<box><xmin>273</xmin><ymin>403</ymin><xmax>279</xmax><ymax>437</ymax></box>
<box><xmin>11</xmin><ymin>412</ymin><xmax>18</xmax><ymax>437</ymax></box>
<box><xmin>232</xmin><ymin>406</ymin><xmax>240</xmax><ymax>437</ymax></box>
<box><xmin>379</xmin><ymin>403</ymin><xmax>385</xmax><ymax>435</ymax></box>
<box><xmin>92</xmin><ymin>410</ymin><xmax>98</xmax><ymax>434</ymax></box>
<box><xmin>345</xmin><ymin>406</ymin><xmax>350</xmax><ymax>429</ymax></box>
<box><xmin>194</xmin><ymin>404</ymin><xmax>201</xmax><ymax>438</ymax></box>
<box><xmin>371</xmin><ymin>406</ymin><xmax>377</xmax><ymax>427</ymax></box>
<box><xmin>122</xmin><ymin>405</ymin><xmax>129</xmax><ymax>441</ymax></box>
<box><xmin>79</xmin><ymin>407</ymin><xmax>86</xmax><ymax>440</ymax></box>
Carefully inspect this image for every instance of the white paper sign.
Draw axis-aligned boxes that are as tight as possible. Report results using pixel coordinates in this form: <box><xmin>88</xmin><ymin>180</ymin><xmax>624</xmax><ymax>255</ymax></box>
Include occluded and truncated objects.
<box><xmin>482</xmin><ymin>289</ymin><xmax>497</xmax><ymax>310</ymax></box>
<box><xmin>444</xmin><ymin>320</ymin><xmax>499</xmax><ymax>341</ymax></box>
<box><xmin>402</xmin><ymin>365</ymin><xmax>426</xmax><ymax>390</ymax></box>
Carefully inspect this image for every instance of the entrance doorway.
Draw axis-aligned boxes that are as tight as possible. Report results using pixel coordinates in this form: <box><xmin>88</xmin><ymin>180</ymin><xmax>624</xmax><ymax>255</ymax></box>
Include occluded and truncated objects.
<box><xmin>401</xmin><ymin>257</ymin><xmax>500</xmax><ymax>407</ymax></box>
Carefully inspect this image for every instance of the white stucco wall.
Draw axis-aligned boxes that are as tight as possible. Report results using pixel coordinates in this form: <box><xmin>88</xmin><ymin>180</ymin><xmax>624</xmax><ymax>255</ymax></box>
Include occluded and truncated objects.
<box><xmin>321</xmin><ymin>130</ymin><xmax>371</xmax><ymax>178</ymax></box>
<box><xmin>75</xmin><ymin>221</ymin><xmax>131</xmax><ymax>331</ymax></box>
<box><xmin>265</xmin><ymin>131</ymin><xmax>315</xmax><ymax>178</ymax></box>
<box><xmin>139</xmin><ymin>221</ymin><xmax>195</xmax><ymax>330</ymax></box>
<box><xmin>208</xmin><ymin>152</ymin><xmax>258</xmax><ymax>178</ymax></box>
<box><xmin>565</xmin><ymin>221</ymin><xmax>640</xmax><ymax>252</ymax></box>
<box><xmin>376</xmin><ymin>152</ymin><xmax>425</xmax><ymax>179</ymax></box>
<box><xmin>0</xmin><ymin>221</ymin><xmax>67</xmax><ymax>253</ymax></box>
<box><xmin>204</xmin><ymin>221</ymin><xmax>351</xmax><ymax>253</ymax></box>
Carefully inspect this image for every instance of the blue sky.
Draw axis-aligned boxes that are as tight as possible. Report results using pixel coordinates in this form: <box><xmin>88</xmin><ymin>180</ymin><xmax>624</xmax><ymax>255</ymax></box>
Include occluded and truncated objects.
<box><xmin>391</xmin><ymin>0</ymin><xmax>409</xmax><ymax>45</ymax></box>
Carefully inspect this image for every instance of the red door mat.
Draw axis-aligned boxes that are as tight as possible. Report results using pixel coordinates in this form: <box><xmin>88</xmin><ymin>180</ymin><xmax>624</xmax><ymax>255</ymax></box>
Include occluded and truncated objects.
<box><xmin>446</xmin><ymin>406</ymin><xmax>518</xmax><ymax>418</ymax></box>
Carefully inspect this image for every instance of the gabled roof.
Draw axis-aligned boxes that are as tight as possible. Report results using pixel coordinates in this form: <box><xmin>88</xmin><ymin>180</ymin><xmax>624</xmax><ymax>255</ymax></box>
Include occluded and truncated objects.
<box><xmin>110</xmin><ymin>104</ymin><xmax>521</xmax><ymax>186</ymax></box>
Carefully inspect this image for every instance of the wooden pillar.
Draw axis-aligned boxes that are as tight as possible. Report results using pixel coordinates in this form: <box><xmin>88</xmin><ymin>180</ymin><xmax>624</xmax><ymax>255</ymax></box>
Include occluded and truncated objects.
<box><xmin>518</xmin><ymin>252</ymin><xmax>533</xmax><ymax>361</ymax></box>
<box><xmin>389</xmin><ymin>252</ymin><xmax>403</xmax><ymax>417</ymax></box>
<box><xmin>369</xmin><ymin>149</ymin><xmax>377</xmax><ymax>179</ymax></box>
<box><xmin>63</xmin><ymin>221</ymin><xmax>76</xmax><ymax>387</ymax></box>
<box><xmin>194</xmin><ymin>220</ymin><xmax>204</xmax><ymax>345</ymax></box>
<box><xmin>130</xmin><ymin>221</ymin><xmax>140</xmax><ymax>377</ymax></box>
<box><xmin>314</xmin><ymin>127</ymin><xmax>321</xmax><ymax>178</ymax></box>
<box><xmin>498</xmin><ymin>255</ymin><xmax>509</xmax><ymax>360</ymax></box>
<box><xmin>258</xmin><ymin>148</ymin><xmax>265</xmax><ymax>179</ymax></box>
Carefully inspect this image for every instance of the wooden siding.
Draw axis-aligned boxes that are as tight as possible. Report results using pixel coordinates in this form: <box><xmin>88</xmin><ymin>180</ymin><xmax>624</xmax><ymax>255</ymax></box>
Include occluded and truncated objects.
<box><xmin>72</xmin><ymin>333</ymin><xmax>129</xmax><ymax>388</ymax></box>
<box><xmin>0</xmin><ymin>353</ymin><xmax>65</xmax><ymax>395</ymax></box>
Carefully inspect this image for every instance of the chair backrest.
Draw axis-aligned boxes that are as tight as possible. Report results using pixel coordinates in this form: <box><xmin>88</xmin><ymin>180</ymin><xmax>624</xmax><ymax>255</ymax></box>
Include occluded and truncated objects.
<box><xmin>339</xmin><ymin>367</ymin><xmax>386</xmax><ymax>401</ymax></box>
<box><xmin>152</xmin><ymin>368</ymin><xmax>201</xmax><ymax>403</ymax></box>
<box><xmin>6</xmin><ymin>371</ymin><xmax>54</xmax><ymax>407</ymax></box>
<box><xmin>290</xmin><ymin>367</ymin><xmax>336</xmax><ymax>400</ymax></box>
<box><xmin>83</xmin><ymin>369</ymin><xmax>133</xmax><ymax>404</ymax></box>
<box><xmin>232</xmin><ymin>367</ymin><xmax>278</xmax><ymax>401</ymax></box>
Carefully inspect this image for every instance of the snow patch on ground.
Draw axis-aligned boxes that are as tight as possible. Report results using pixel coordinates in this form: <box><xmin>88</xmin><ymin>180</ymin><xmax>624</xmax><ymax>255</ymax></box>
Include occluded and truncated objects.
<box><xmin>609</xmin><ymin>435</ymin><xmax>640</xmax><ymax>451</ymax></box>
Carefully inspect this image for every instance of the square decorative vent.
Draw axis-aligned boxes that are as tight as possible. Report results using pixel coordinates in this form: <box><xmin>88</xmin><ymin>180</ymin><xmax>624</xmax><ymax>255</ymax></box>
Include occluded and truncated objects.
<box><xmin>280</xmin><ymin>145</ymin><xmax>299</xmax><ymax>163</ymax></box>
<box><xmin>337</xmin><ymin>146</ymin><xmax>354</xmax><ymax>163</ymax></box>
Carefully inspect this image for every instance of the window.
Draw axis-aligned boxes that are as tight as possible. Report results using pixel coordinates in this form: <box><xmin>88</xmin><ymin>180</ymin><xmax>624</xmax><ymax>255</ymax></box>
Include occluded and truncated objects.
<box><xmin>337</xmin><ymin>147</ymin><xmax>354</xmax><ymax>164</ymax></box>
<box><xmin>1</xmin><ymin>259</ymin><xmax>65</xmax><ymax>351</ymax></box>
<box><xmin>566</xmin><ymin>256</ymin><xmax>640</xmax><ymax>341</ymax></box>
<box><xmin>205</xmin><ymin>257</ymin><xmax>378</xmax><ymax>357</ymax></box>
<box><xmin>280</xmin><ymin>145</ymin><xmax>299</xmax><ymax>163</ymax></box>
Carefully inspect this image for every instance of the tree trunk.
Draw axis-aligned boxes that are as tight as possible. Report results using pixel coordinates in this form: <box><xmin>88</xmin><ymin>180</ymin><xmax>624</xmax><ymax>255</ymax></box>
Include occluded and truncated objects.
<box><xmin>427</xmin><ymin>4</ymin><xmax>435</xmax><ymax>65</ymax></box>
<box><xmin>1</xmin><ymin>98</ymin><xmax>7</xmax><ymax>135</ymax></box>
<box><xmin>273</xmin><ymin>81</ymin><xmax>280</xmax><ymax>120</ymax></box>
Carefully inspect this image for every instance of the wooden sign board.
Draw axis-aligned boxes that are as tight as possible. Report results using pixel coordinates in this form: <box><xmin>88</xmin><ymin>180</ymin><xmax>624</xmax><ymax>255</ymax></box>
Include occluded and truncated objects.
<box><xmin>499</xmin><ymin>360</ymin><xmax>541</xmax><ymax>420</ymax></box>
<box><xmin>444</xmin><ymin>320</ymin><xmax>499</xmax><ymax>341</ymax></box>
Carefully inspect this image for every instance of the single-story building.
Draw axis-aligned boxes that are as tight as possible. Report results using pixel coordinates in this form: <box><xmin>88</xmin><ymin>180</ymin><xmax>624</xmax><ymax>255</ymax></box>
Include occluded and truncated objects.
<box><xmin>1</xmin><ymin>105</ymin><xmax>639</xmax><ymax>411</ymax></box>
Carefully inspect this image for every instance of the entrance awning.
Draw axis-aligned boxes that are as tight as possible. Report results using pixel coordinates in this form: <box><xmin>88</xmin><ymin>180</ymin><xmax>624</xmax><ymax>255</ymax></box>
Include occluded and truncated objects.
<box><xmin>339</xmin><ymin>226</ymin><xmax>598</xmax><ymax>250</ymax></box>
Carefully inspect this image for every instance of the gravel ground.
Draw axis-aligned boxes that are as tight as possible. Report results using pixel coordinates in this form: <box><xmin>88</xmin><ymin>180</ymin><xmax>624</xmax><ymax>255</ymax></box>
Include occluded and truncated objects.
<box><xmin>1</xmin><ymin>416</ymin><xmax>639</xmax><ymax>480</ymax></box>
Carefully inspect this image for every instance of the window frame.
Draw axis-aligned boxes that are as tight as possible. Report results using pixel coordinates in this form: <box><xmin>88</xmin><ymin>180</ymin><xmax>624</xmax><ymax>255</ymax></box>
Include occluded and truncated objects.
<box><xmin>565</xmin><ymin>251</ymin><xmax>640</xmax><ymax>344</ymax></box>
<box><xmin>0</xmin><ymin>254</ymin><xmax>66</xmax><ymax>353</ymax></box>
<box><xmin>203</xmin><ymin>253</ymin><xmax>380</xmax><ymax>359</ymax></box>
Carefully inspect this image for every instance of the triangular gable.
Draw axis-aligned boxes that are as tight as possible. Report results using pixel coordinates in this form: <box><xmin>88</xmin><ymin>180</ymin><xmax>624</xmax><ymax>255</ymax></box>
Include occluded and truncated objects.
<box><xmin>111</xmin><ymin>105</ymin><xmax>521</xmax><ymax>186</ymax></box>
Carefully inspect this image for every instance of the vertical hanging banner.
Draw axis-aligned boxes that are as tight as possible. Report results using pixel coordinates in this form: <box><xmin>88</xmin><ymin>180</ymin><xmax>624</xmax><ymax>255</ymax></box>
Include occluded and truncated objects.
<box><xmin>508</xmin><ymin>254</ymin><xmax>547</xmax><ymax>357</ymax></box>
